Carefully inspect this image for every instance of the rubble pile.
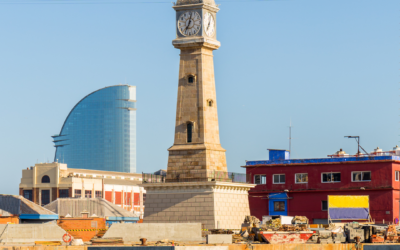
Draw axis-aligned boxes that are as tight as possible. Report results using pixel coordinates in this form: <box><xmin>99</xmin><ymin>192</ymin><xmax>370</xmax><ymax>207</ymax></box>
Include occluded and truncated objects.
<box><xmin>278</xmin><ymin>224</ymin><xmax>307</xmax><ymax>231</ymax></box>
<box><xmin>385</xmin><ymin>225</ymin><xmax>398</xmax><ymax>243</ymax></box>
<box><xmin>263</xmin><ymin>218</ymin><xmax>281</xmax><ymax>230</ymax></box>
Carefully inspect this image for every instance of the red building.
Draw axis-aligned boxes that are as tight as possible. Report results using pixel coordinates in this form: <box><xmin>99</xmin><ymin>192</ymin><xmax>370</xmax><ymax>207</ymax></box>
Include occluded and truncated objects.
<box><xmin>243</xmin><ymin>148</ymin><xmax>400</xmax><ymax>224</ymax></box>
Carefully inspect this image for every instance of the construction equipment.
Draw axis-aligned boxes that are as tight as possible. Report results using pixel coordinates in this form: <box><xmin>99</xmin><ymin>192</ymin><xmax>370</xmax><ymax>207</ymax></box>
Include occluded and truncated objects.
<box><xmin>332</xmin><ymin>232</ymin><xmax>346</xmax><ymax>243</ymax></box>
<box><xmin>344</xmin><ymin>222</ymin><xmax>365</xmax><ymax>243</ymax></box>
<box><xmin>317</xmin><ymin>230</ymin><xmax>333</xmax><ymax>244</ymax></box>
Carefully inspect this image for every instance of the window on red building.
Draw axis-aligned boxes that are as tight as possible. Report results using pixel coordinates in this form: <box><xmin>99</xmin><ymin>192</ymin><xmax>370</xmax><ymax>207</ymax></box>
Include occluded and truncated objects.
<box><xmin>85</xmin><ymin>190</ymin><xmax>92</xmax><ymax>198</ymax></box>
<box><xmin>396</xmin><ymin>171</ymin><xmax>399</xmax><ymax>181</ymax></box>
<box><xmin>295</xmin><ymin>173</ymin><xmax>308</xmax><ymax>183</ymax></box>
<box><xmin>273</xmin><ymin>174</ymin><xmax>285</xmax><ymax>184</ymax></box>
<box><xmin>322</xmin><ymin>172</ymin><xmax>341</xmax><ymax>183</ymax></box>
<box><xmin>254</xmin><ymin>175</ymin><xmax>266</xmax><ymax>184</ymax></box>
<box><xmin>75</xmin><ymin>189</ymin><xmax>81</xmax><ymax>198</ymax></box>
<box><xmin>274</xmin><ymin>201</ymin><xmax>285</xmax><ymax>211</ymax></box>
<box><xmin>322</xmin><ymin>201</ymin><xmax>328</xmax><ymax>211</ymax></box>
<box><xmin>352</xmin><ymin>171</ymin><xmax>371</xmax><ymax>182</ymax></box>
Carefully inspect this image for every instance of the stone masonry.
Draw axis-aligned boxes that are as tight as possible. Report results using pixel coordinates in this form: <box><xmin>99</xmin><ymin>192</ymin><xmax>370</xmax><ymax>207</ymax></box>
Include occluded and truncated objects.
<box><xmin>167</xmin><ymin>14</ymin><xmax>227</xmax><ymax>181</ymax></box>
<box><xmin>143</xmin><ymin>182</ymin><xmax>254</xmax><ymax>229</ymax></box>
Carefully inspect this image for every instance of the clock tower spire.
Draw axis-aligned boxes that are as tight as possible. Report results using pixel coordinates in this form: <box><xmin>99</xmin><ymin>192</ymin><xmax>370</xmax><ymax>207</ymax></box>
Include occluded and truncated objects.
<box><xmin>167</xmin><ymin>0</ymin><xmax>227</xmax><ymax>181</ymax></box>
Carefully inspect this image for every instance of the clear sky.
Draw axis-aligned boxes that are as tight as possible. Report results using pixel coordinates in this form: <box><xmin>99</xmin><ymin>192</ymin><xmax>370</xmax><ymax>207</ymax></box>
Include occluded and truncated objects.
<box><xmin>0</xmin><ymin>0</ymin><xmax>398</xmax><ymax>194</ymax></box>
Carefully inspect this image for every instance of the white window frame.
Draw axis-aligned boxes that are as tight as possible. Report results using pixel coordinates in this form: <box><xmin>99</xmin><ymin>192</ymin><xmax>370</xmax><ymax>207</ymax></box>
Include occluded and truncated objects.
<box><xmin>254</xmin><ymin>174</ymin><xmax>266</xmax><ymax>185</ymax></box>
<box><xmin>396</xmin><ymin>171</ymin><xmax>399</xmax><ymax>181</ymax></box>
<box><xmin>351</xmin><ymin>171</ymin><xmax>371</xmax><ymax>182</ymax></box>
<box><xmin>273</xmin><ymin>174</ymin><xmax>285</xmax><ymax>184</ymax></box>
<box><xmin>295</xmin><ymin>173</ymin><xmax>308</xmax><ymax>184</ymax></box>
<box><xmin>321</xmin><ymin>172</ymin><xmax>341</xmax><ymax>183</ymax></box>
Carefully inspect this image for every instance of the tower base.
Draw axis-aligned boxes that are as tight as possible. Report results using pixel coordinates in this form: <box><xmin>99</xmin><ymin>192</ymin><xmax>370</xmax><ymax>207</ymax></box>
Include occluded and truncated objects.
<box><xmin>141</xmin><ymin>181</ymin><xmax>255</xmax><ymax>230</ymax></box>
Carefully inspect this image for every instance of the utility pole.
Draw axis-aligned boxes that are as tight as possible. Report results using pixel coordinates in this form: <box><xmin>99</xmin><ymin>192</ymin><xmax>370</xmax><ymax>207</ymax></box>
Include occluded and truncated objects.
<box><xmin>289</xmin><ymin>120</ymin><xmax>292</xmax><ymax>159</ymax></box>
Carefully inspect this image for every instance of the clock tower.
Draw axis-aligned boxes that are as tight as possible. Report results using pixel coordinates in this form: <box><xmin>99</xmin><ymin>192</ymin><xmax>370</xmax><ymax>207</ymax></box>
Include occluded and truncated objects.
<box><xmin>167</xmin><ymin>0</ymin><xmax>227</xmax><ymax>182</ymax></box>
<box><xmin>141</xmin><ymin>0</ymin><xmax>255</xmax><ymax>230</ymax></box>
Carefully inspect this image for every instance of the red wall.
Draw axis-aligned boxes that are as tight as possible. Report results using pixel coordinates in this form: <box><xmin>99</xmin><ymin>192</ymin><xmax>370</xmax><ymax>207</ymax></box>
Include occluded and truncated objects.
<box><xmin>105</xmin><ymin>191</ymin><xmax>112</xmax><ymax>202</ymax></box>
<box><xmin>115</xmin><ymin>192</ymin><xmax>122</xmax><ymax>205</ymax></box>
<box><xmin>134</xmin><ymin>193</ymin><xmax>140</xmax><ymax>205</ymax></box>
<box><xmin>246</xmin><ymin>161</ymin><xmax>400</xmax><ymax>223</ymax></box>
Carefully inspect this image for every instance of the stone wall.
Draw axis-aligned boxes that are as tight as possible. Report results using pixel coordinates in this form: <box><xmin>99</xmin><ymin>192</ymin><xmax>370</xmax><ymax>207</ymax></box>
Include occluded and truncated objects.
<box><xmin>142</xmin><ymin>182</ymin><xmax>254</xmax><ymax>230</ymax></box>
<box><xmin>213</xmin><ymin>189</ymin><xmax>251</xmax><ymax>230</ymax></box>
<box><xmin>144</xmin><ymin>188</ymin><xmax>215</xmax><ymax>229</ymax></box>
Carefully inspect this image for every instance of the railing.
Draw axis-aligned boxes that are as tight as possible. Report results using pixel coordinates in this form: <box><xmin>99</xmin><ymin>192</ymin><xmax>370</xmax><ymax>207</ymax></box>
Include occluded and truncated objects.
<box><xmin>142</xmin><ymin>173</ymin><xmax>166</xmax><ymax>183</ymax></box>
<box><xmin>142</xmin><ymin>170</ymin><xmax>250</xmax><ymax>184</ymax></box>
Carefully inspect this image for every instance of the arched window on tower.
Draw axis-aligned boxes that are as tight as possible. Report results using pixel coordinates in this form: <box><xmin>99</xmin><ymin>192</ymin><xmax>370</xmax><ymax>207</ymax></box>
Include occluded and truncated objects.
<box><xmin>188</xmin><ymin>76</ymin><xmax>194</xmax><ymax>84</ymax></box>
<box><xmin>41</xmin><ymin>175</ymin><xmax>50</xmax><ymax>183</ymax></box>
<box><xmin>187</xmin><ymin>122</ymin><xmax>193</xmax><ymax>143</ymax></box>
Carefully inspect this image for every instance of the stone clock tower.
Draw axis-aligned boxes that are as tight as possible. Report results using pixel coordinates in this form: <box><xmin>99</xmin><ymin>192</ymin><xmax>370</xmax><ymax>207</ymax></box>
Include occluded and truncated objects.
<box><xmin>141</xmin><ymin>0</ymin><xmax>255</xmax><ymax>230</ymax></box>
<box><xmin>167</xmin><ymin>0</ymin><xmax>227</xmax><ymax>182</ymax></box>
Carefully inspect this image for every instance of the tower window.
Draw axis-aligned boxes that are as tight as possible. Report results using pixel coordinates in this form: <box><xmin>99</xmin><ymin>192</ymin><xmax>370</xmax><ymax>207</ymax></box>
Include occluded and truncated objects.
<box><xmin>41</xmin><ymin>175</ymin><xmax>50</xmax><ymax>183</ymax></box>
<box><xmin>188</xmin><ymin>76</ymin><xmax>194</xmax><ymax>83</ymax></box>
<box><xmin>208</xmin><ymin>100</ymin><xmax>213</xmax><ymax>107</ymax></box>
<box><xmin>187</xmin><ymin>122</ymin><xmax>193</xmax><ymax>143</ymax></box>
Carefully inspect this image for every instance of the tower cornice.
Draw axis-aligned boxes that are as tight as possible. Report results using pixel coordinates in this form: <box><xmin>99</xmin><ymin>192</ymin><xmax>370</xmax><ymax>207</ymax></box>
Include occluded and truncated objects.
<box><xmin>173</xmin><ymin>3</ymin><xmax>219</xmax><ymax>13</ymax></box>
<box><xmin>172</xmin><ymin>37</ymin><xmax>220</xmax><ymax>50</ymax></box>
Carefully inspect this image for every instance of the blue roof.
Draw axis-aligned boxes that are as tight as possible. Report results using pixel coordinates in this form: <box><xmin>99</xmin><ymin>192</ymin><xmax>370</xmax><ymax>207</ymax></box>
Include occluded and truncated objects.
<box><xmin>245</xmin><ymin>155</ymin><xmax>400</xmax><ymax>166</ymax></box>
<box><xmin>106</xmin><ymin>216</ymin><xmax>139</xmax><ymax>221</ymax></box>
<box><xmin>19</xmin><ymin>214</ymin><xmax>58</xmax><ymax>220</ymax></box>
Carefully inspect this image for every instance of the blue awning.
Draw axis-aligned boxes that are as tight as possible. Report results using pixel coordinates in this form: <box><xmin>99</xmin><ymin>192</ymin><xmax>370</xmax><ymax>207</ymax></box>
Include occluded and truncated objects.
<box><xmin>19</xmin><ymin>214</ymin><xmax>59</xmax><ymax>220</ymax></box>
<box><xmin>106</xmin><ymin>216</ymin><xmax>139</xmax><ymax>221</ymax></box>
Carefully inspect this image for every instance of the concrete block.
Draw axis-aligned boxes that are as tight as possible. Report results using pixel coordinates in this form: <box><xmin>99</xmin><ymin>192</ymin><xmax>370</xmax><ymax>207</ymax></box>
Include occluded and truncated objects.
<box><xmin>206</xmin><ymin>235</ymin><xmax>232</xmax><ymax>244</ymax></box>
<box><xmin>0</xmin><ymin>222</ymin><xmax>67</xmax><ymax>243</ymax></box>
<box><xmin>103</xmin><ymin>223</ymin><xmax>202</xmax><ymax>242</ymax></box>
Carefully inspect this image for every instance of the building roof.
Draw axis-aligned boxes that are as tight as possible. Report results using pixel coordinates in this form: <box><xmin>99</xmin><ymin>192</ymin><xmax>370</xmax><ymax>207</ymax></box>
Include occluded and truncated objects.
<box><xmin>68</xmin><ymin>167</ymin><xmax>141</xmax><ymax>178</ymax></box>
<box><xmin>244</xmin><ymin>155</ymin><xmax>400</xmax><ymax>167</ymax></box>
<box><xmin>44</xmin><ymin>198</ymin><xmax>139</xmax><ymax>218</ymax></box>
<box><xmin>0</xmin><ymin>195</ymin><xmax>56</xmax><ymax>216</ymax></box>
<box><xmin>176</xmin><ymin>0</ymin><xmax>216</xmax><ymax>6</ymax></box>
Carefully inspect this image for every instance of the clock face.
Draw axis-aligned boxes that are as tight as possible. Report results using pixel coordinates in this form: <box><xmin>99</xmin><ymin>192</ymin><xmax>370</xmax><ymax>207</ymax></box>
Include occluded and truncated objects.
<box><xmin>177</xmin><ymin>11</ymin><xmax>201</xmax><ymax>37</ymax></box>
<box><xmin>203</xmin><ymin>12</ymin><xmax>215</xmax><ymax>37</ymax></box>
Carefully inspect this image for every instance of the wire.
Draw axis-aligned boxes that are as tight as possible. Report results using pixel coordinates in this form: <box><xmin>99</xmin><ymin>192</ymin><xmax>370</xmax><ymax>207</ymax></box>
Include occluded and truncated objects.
<box><xmin>0</xmin><ymin>0</ymin><xmax>281</xmax><ymax>4</ymax></box>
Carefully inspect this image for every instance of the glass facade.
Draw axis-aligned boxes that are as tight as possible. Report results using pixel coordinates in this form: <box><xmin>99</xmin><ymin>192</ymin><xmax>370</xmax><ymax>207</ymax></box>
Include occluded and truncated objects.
<box><xmin>53</xmin><ymin>85</ymin><xmax>136</xmax><ymax>173</ymax></box>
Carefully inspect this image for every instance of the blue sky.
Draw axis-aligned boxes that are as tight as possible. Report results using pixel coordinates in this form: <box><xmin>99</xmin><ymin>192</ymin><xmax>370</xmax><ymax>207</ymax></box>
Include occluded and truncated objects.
<box><xmin>0</xmin><ymin>0</ymin><xmax>398</xmax><ymax>194</ymax></box>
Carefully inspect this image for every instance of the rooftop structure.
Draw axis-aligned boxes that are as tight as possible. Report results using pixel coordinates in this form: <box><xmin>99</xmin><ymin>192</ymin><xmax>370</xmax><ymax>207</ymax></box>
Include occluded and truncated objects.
<box><xmin>52</xmin><ymin>85</ymin><xmax>136</xmax><ymax>173</ymax></box>
<box><xmin>0</xmin><ymin>195</ymin><xmax>58</xmax><ymax>223</ymax></box>
<box><xmin>45</xmin><ymin>198</ymin><xmax>139</xmax><ymax>226</ymax></box>
<box><xmin>246</xmin><ymin>147</ymin><xmax>400</xmax><ymax>166</ymax></box>
<box><xmin>176</xmin><ymin>0</ymin><xmax>216</xmax><ymax>6</ymax></box>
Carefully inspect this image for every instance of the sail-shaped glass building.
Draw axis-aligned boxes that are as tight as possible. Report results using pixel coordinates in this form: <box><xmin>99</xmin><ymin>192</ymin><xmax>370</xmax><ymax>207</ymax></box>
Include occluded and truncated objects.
<box><xmin>52</xmin><ymin>85</ymin><xmax>136</xmax><ymax>173</ymax></box>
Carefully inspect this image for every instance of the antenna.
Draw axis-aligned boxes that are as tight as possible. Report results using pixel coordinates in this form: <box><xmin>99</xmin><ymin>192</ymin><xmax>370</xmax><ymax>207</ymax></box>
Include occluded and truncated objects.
<box><xmin>344</xmin><ymin>136</ymin><xmax>369</xmax><ymax>156</ymax></box>
<box><xmin>289</xmin><ymin>120</ymin><xmax>292</xmax><ymax>159</ymax></box>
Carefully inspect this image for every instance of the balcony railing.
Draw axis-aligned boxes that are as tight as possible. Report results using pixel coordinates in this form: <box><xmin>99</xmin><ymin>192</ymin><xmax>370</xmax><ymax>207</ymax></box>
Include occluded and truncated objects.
<box><xmin>142</xmin><ymin>170</ymin><xmax>250</xmax><ymax>184</ymax></box>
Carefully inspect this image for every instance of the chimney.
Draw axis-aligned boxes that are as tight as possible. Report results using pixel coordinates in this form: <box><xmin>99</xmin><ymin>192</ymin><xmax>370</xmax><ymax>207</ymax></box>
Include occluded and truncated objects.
<box><xmin>81</xmin><ymin>210</ymin><xmax>89</xmax><ymax>218</ymax></box>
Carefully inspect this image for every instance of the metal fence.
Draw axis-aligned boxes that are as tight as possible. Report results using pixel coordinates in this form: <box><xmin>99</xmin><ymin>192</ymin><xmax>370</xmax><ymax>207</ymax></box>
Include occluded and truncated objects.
<box><xmin>142</xmin><ymin>170</ymin><xmax>250</xmax><ymax>184</ymax></box>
